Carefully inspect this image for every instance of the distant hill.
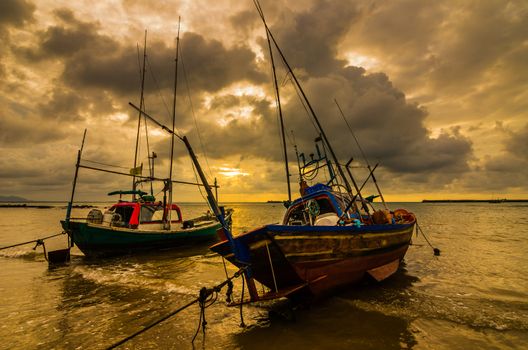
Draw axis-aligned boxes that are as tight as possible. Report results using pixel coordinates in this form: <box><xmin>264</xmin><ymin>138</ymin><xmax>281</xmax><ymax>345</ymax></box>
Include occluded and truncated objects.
<box><xmin>0</xmin><ymin>195</ymin><xmax>29</xmax><ymax>202</ymax></box>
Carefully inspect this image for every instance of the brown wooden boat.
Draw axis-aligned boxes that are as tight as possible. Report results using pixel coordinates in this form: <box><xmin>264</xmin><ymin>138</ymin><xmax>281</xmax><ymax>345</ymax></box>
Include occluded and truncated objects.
<box><xmin>209</xmin><ymin>1</ymin><xmax>418</xmax><ymax>303</ymax></box>
<box><xmin>210</xmin><ymin>184</ymin><xmax>416</xmax><ymax>302</ymax></box>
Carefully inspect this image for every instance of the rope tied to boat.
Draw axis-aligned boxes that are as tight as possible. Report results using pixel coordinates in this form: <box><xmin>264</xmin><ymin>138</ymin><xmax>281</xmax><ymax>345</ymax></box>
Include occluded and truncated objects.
<box><xmin>0</xmin><ymin>232</ymin><xmax>66</xmax><ymax>251</ymax></box>
<box><xmin>415</xmin><ymin>221</ymin><xmax>441</xmax><ymax>256</ymax></box>
<box><xmin>106</xmin><ymin>266</ymin><xmax>248</xmax><ymax>349</ymax></box>
<box><xmin>32</xmin><ymin>239</ymin><xmax>48</xmax><ymax>262</ymax></box>
<box><xmin>226</xmin><ymin>279</ymin><xmax>234</xmax><ymax>303</ymax></box>
<box><xmin>191</xmin><ymin>286</ymin><xmax>215</xmax><ymax>343</ymax></box>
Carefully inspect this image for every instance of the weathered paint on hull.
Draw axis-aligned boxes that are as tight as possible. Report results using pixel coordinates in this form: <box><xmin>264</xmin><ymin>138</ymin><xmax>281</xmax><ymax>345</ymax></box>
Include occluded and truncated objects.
<box><xmin>210</xmin><ymin>222</ymin><xmax>414</xmax><ymax>299</ymax></box>
<box><xmin>62</xmin><ymin>220</ymin><xmax>222</xmax><ymax>257</ymax></box>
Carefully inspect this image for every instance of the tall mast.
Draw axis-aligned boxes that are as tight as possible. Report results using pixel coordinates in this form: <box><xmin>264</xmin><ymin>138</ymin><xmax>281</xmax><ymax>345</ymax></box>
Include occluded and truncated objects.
<box><xmin>132</xmin><ymin>30</ymin><xmax>147</xmax><ymax>200</ymax></box>
<box><xmin>253</xmin><ymin>1</ymin><xmax>355</xmax><ymax>198</ymax></box>
<box><xmin>129</xmin><ymin>102</ymin><xmax>244</xmax><ymax>262</ymax></box>
<box><xmin>167</xmin><ymin>18</ymin><xmax>181</xmax><ymax>229</ymax></box>
<box><xmin>265</xmin><ymin>27</ymin><xmax>291</xmax><ymax>202</ymax></box>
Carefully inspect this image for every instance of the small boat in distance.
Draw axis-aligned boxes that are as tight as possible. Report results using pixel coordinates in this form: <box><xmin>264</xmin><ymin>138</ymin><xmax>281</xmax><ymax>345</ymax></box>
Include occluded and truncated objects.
<box><xmin>209</xmin><ymin>1</ymin><xmax>417</xmax><ymax>303</ymax></box>
<box><xmin>488</xmin><ymin>198</ymin><xmax>506</xmax><ymax>203</ymax></box>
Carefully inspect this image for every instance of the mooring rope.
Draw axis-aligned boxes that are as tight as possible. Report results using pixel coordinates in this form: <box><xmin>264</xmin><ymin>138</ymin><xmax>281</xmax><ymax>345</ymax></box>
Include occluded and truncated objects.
<box><xmin>106</xmin><ymin>267</ymin><xmax>247</xmax><ymax>349</ymax></box>
<box><xmin>416</xmin><ymin>221</ymin><xmax>441</xmax><ymax>256</ymax></box>
<box><xmin>0</xmin><ymin>232</ymin><xmax>66</xmax><ymax>251</ymax></box>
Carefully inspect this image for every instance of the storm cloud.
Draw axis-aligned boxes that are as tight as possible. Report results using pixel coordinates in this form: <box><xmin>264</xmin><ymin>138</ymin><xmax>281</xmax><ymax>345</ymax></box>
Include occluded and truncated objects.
<box><xmin>0</xmin><ymin>0</ymin><xmax>526</xmax><ymax>201</ymax></box>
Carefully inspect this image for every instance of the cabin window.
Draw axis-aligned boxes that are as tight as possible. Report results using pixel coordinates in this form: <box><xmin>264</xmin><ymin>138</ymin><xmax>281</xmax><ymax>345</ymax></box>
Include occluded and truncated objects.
<box><xmin>287</xmin><ymin>205</ymin><xmax>308</xmax><ymax>225</ymax></box>
<box><xmin>146</xmin><ymin>207</ymin><xmax>181</xmax><ymax>223</ymax></box>
<box><xmin>316</xmin><ymin>198</ymin><xmax>335</xmax><ymax>215</ymax></box>
<box><xmin>113</xmin><ymin>206</ymin><xmax>134</xmax><ymax>225</ymax></box>
<box><xmin>139</xmin><ymin>205</ymin><xmax>160</xmax><ymax>223</ymax></box>
<box><xmin>286</xmin><ymin>197</ymin><xmax>337</xmax><ymax>225</ymax></box>
<box><xmin>151</xmin><ymin>208</ymin><xmax>164</xmax><ymax>222</ymax></box>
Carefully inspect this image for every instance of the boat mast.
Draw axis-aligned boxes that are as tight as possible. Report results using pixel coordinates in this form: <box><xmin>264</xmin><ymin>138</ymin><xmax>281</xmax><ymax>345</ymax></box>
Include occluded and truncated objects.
<box><xmin>253</xmin><ymin>1</ymin><xmax>356</xmax><ymax>200</ymax></box>
<box><xmin>291</xmin><ymin>131</ymin><xmax>303</xmax><ymax>187</ymax></box>
<box><xmin>167</xmin><ymin>18</ymin><xmax>181</xmax><ymax>230</ymax></box>
<box><xmin>65</xmin><ymin>129</ymin><xmax>87</xmax><ymax>230</ymax></box>
<box><xmin>264</xmin><ymin>25</ymin><xmax>291</xmax><ymax>203</ymax></box>
<box><xmin>132</xmin><ymin>30</ymin><xmax>148</xmax><ymax>201</ymax></box>
<box><xmin>128</xmin><ymin>102</ymin><xmax>245</xmax><ymax>262</ymax></box>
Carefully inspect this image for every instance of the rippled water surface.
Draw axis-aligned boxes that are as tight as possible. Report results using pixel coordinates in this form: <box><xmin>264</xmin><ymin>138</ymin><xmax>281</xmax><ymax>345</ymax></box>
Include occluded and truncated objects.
<box><xmin>0</xmin><ymin>202</ymin><xmax>527</xmax><ymax>349</ymax></box>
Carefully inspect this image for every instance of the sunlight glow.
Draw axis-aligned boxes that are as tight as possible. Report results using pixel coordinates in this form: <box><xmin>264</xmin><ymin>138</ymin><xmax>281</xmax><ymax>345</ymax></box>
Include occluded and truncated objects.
<box><xmin>218</xmin><ymin>166</ymin><xmax>249</xmax><ymax>177</ymax></box>
<box><xmin>109</xmin><ymin>112</ymin><xmax>129</xmax><ymax>122</ymax></box>
<box><xmin>344</xmin><ymin>51</ymin><xmax>379</xmax><ymax>70</ymax></box>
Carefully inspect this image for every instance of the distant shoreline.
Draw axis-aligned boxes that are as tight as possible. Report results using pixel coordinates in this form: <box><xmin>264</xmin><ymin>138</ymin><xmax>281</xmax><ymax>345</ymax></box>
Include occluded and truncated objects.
<box><xmin>0</xmin><ymin>204</ymin><xmax>96</xmax><ymax>209</ymax></box>
<box><xmin>422</xmin><ymin>199</ymin><xmax>528</xmax><ymax>203</ymax></box>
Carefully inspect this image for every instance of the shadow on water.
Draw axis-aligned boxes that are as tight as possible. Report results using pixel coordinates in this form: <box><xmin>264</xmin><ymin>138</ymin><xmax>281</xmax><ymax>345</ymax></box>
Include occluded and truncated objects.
<box><xmin>234</xmin><ymin>267</ymin><xmax>420</xmax><ymax>350</ymax></box>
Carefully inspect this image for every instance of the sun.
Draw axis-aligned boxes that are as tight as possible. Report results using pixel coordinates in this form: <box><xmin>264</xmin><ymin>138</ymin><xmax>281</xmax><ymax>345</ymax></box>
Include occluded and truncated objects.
<box><xmin>218</xmin><ymin>166</ymin><xmax>249</xmax><ymax>177</ymax></box>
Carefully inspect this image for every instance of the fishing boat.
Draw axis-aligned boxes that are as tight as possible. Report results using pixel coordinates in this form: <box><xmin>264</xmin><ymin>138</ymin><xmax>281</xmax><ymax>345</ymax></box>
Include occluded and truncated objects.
<box><xmin>209</xmin><ymin>1</ymin><xmax>417</xmax><ymax>303</ymax></box>
<box><xmin>61</xmin><ymin>189</ymin><xmax>232</xmax><ymax>257</ymax></box>
<box><xmin>61</xmin><ymin>27</ymin><xmax>232</xmax><ymax>258</ymax></box>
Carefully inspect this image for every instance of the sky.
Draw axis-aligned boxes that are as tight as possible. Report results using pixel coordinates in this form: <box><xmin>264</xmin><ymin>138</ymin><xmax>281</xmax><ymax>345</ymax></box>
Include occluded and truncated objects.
<box><xmin>0</xmin><ymin>0</ymin><xmax>527</xmax><ymax>202</ymax></box>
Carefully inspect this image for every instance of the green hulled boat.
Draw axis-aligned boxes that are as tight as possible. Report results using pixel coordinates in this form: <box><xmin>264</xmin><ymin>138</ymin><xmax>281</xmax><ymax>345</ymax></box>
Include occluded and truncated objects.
<box><xmin>62</xmin><ymin>191</ymin><xmax>232</xmax><ymax>257</ymax></box>
<box><xmin>61</xmin><ymin>29</ymin><xmax>233</xmax><ymax>258</ymax></box>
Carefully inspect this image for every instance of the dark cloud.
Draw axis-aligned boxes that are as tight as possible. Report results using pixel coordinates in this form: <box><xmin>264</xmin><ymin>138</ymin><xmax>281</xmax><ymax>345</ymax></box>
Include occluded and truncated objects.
<box><xmin>20</xmin><ymin>9</ymin><xmax>266</xmax><ymax>98</ymax></box>
<box><xmin>429</xmin><ymin>1</ymin><xmax>528</xmax><ymax>93</ymax></box>
<box><xmin>0</xmin><ymin>0</ymin><xmax>36</xmax><ymax>77</ymax></box>
<box><xmin>157</xmin><ymin>0</ymin><xmax>475</xmax><ymax>190</ymax></box>
<box><xmin>16</xmin><ymin>8</ymin><xmax>117</xmax><ymax>60</ymax></box>
<box><xmin>0</xmin><ymin>0</ymin><xmax>35</xmax><ymax>28</ymax></box>
<box><xmin>505</xmin><ymin>123</ymin><xmax>528</xmax><ymax>157</ymax></box>
<box><xmin>0</xmin><ymin>95</ymin><xmax>67</xmax><ymax>147</ymax></box>
<box><xmin>267</xmin><ymin>0</ymin><xmax>358</xmax><ymax>77</ymax></box>
<box><xmin>229</xmin><ymin>10</ymin><xmax>259</xmax><ymax>35</ymax></box>
<box><xmin>38</xmin><ymin>87</ymin><xmax>118</xmax><ymax>122</ymax></box>
<box><xmin>180</xmin><ymin>32</ymin><xmax>266</xmax><ymax>91</ymax></box>
<box><xmin>1</xmin><ymin>0</ymin><xmax>526</xmax><ymax>200</ymax></box>
<box><xmin>473</xmin><ymin>123</ymin><xmax>528</xmax><ymax>192</ymax></box>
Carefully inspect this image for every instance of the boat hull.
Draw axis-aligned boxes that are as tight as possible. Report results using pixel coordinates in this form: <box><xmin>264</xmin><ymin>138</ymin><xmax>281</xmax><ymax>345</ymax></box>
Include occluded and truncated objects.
<box><xmin>210</xmin><ymin>222</ymin><xmax>414</xmax><ymax>300</ymax></box>
<box><xmin>62</xmin><ymin>220</ymin><xmax>223</xmax><ymax>257</ymax></box>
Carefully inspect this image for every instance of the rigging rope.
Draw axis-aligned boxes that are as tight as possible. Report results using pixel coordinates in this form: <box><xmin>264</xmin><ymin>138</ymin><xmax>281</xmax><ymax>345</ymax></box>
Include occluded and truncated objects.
<box><xmin>145</xmin><ymin>56</ymin><xmax>182</xmax><ymax>138</ymax></box>
<box><xmin>191</xmin><ymin>161</ymin><xmax>208</xmax><ymax>203</ymax></box>
<box><xmin>286</xmin><ymin>73</ymin><xmax>320</xmax><ymax>135</ymax></box>
<box><xmin>179</xmin><ymin>43</ymin><xmax>214</xmax><ymax>180</ymax></box>
<box><xmin>81</xmin><ymin>159</ymin><xmax>129</xmax><ymax>170</ymax></box>
<box><xmin>0</xmin><ymin>232</ymin><xmax>65</xmax><ymax>251</ymax></box>
<box><xmin>105</xmin><ymin>267</ymin><xmax>247</xmax><ymax>349</ymax></box>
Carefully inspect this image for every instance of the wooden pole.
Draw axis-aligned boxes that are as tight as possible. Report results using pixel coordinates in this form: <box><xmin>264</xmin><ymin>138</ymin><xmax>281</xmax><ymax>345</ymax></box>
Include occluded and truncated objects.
<box><xmin>65</xmin><ymin>129</ymin><xmax>87</xmax><ymax>226</ymax></box>
<box><xmin>65</xmin><ymin>129</ymin><xmax>87</xmax><ymax>248</ymax></box>
<box><xmin>253</xmin><ymin>0</ymin><xmax>356</xmax><ymax>203</ymax></box>
<box><xmin>167</xmin><ymin>18</ymin><xmax>181</xmax><ymax>230</ymax></box>
<box><xmin>132</xmin><ymin>30</ymin><xmax>148</xmax><ymax>200</ymax></box>
<box><xmin>264</xmin><ymin>25</ymin><xmax>291</xmax><ymax>202</ymax></box>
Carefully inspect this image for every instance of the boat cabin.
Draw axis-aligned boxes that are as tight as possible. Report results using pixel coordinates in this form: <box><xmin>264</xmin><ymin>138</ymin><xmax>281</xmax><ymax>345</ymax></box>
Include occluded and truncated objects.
<box><xmin>283</xmin><ymin>183</ymin><xmax>374</xmax><ymax>226</ymax></box>
<box><xmin>103</xmin><ymin>201</ymin><xmax>182</xmax><ymax>229</ymax></box>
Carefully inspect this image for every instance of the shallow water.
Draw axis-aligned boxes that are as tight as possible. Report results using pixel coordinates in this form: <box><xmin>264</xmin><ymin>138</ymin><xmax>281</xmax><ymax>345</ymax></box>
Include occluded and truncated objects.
<box><xmin>0</xmin><ymin>202</ymin><xmax>527</xmax><ymax>349</ymax></box>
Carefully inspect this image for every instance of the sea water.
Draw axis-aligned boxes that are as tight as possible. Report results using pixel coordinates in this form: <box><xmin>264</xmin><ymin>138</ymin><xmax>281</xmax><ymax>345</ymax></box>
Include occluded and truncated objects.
<box><xmin>0</xmin><ymin>202</ymin><xmax>527</xmax><ymax>349</ymax></box>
